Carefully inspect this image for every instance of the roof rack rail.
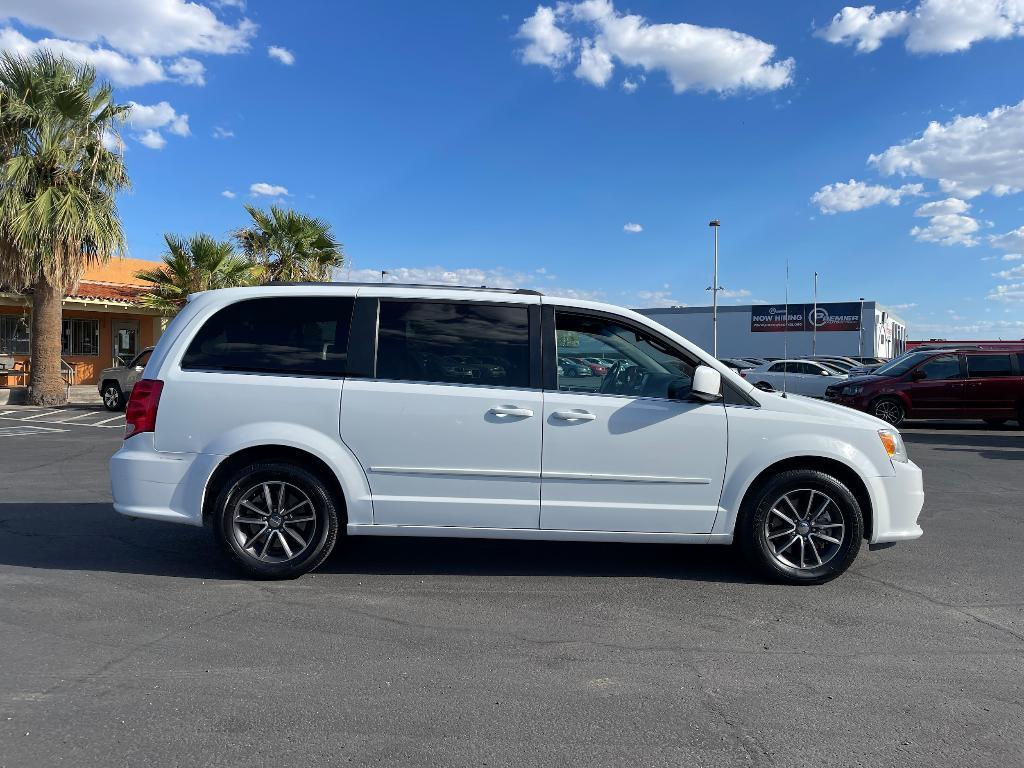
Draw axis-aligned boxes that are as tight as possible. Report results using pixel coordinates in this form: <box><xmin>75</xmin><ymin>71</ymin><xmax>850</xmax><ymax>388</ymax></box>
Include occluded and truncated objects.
<box><xmin>265</xmin><ymin>281</ymin><xmax>543</xmax><ymax>296</ymax></box>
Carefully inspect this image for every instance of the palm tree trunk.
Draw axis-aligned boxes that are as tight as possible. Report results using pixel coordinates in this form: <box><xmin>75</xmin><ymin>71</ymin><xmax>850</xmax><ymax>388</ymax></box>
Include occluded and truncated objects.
<box><xmin>27</xmin><ymin>274</ymin><xmax>67</xmax><ymax>406</ymax></box>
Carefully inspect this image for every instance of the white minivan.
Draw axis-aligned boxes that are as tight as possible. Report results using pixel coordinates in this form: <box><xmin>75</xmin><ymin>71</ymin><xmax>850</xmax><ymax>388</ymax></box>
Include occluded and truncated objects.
<box><xmin>109</xmin><ymin>285</ymin><xmax>924</xmax><ymax>583</ymax></box>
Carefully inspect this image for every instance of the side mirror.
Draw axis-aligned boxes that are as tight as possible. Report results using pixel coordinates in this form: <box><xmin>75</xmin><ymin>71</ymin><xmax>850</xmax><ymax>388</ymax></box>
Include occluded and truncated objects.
<box><xmin>911</xmin><ymin>369</ymin><xmax>926</xmax><ymax>381</ymax></box>
<box><xmin>689</xmin><ymin>365</ymin><xmax>723</xmax><ymax>403</ymax></box>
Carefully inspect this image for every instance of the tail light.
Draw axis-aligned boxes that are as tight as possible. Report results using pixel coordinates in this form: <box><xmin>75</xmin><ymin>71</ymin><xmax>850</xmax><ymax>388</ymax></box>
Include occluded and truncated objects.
<box><xmin>125</xmin><ymin>379</ymin><xmax>163</xmax><ymax>439</ymax></box>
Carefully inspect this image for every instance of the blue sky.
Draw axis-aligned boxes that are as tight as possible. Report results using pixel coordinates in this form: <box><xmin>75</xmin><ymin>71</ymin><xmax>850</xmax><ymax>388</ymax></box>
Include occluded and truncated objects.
<box><xmin>3</xmin><ymin>0</ymin><xmax>1024</xmax><ymax>338</ymax></box>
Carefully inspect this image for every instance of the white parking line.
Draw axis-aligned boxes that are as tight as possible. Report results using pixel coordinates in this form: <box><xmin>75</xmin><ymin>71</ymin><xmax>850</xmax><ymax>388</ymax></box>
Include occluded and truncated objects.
<box><xmin>17</xmin><ymin>410</ymin><xmax>63</xmax><ymax>420</ymax></box>
<box><xmin>0</xmin><ymin>424</ymin><xmax>68</xmax><ymax>437</ymax></box>
<box><xmin>0</xmin><ymin>413</ymin><xmax>122</xmax><ymax>429</ymax></box>
<box><xmin>92</xmin><ymin>415</ymin><xmax>126</xmax><ymax>426</ymax></box>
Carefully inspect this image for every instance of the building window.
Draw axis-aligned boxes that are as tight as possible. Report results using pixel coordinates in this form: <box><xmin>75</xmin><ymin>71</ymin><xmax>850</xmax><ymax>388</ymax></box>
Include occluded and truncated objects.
<box><xmin>62</xmin><ymin>318</ymin><xmax>100</xmax><ymax>356</ymax></box>
<box><xmin>0</xmin><ymin>314</ymin><xmax>31</xmax><ymax>355</ymax></box>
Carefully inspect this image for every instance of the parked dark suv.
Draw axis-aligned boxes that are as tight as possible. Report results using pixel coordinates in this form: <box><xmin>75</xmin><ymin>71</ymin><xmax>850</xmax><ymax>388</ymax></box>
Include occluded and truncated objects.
<box><xmin>825</xmin><ymin>349</ymin><xmax>1024</xmax><ymax>427</ymax></box>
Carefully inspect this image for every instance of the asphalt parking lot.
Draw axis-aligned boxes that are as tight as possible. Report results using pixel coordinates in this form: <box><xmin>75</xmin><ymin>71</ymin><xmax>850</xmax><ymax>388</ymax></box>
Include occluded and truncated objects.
<box><xmin>0</xmin><ymin>407</ymin><xmax>1022</xmax><ymax>768</ymax></box>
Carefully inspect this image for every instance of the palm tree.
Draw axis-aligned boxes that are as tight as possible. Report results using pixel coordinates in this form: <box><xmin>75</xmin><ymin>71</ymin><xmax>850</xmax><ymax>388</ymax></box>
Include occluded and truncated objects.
<box><xmin>135</xmin><ymin>234</ymin><xmax>256</xmax><ymax>313</ymax></box>
<box><xmin>0</xmin><ymin>52</ymin><xmax>130</xmax><ymax>405</ymax></box>
<box><xmin>234</xmin><ymin>204</ymin><xmax>344</xmax><ymax>283</ymax></box>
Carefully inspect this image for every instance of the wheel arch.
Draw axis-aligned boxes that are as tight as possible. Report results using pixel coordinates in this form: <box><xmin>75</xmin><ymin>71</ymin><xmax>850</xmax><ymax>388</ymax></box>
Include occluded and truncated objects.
<box><xmin>735</xmin><ymin>456</ymin><xmax>874</xmax><ymax>541</ymax></box>
<box><xmin>202</xmin><ymin>444</ymin><xmax>351</xmax><ymax>526</ymax></box>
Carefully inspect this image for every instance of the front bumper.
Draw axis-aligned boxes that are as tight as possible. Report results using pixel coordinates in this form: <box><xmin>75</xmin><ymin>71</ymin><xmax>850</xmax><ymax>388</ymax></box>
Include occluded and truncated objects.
<box><xmin>864</xmin><ymin>458</ymin><xmax>924</xmax><ymax>544</ymax></box>
<box><xmin>109</xmin><ymin>433</ymin><xmax>219</xmax><ymax>527</ymax></box>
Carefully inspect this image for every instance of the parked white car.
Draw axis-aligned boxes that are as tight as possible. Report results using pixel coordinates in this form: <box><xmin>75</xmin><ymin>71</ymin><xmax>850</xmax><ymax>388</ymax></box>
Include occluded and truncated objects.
<box><xmin>97</xmin><ymin>347</ymin><xmax>154</xmax><ymax>410</ymax></box>
<box><xmin>109</xmin><ymin>285</ymin><xmax>923</xmax><ymax>584</ymax></box>
<box><xmin>745</xmin><ymin>359</ymin><xmax>848</xmax><ymax>398</ymax></box>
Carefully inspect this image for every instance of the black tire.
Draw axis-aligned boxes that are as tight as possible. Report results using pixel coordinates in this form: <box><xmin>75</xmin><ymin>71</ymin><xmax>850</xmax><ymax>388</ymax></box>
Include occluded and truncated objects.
<box><xmin>101</xmin><ymin>381</ymin><xmax>124</xmax><ymax>411</ymax></box>
<box><xmin>871</xmin><ymin>396</ymin><xmax>905</xmax><ymax>426</ymax></box>
<box><xmin>983</xmin><ymin>418</ymin><xmax>1008</xmax><ymax>427</ymax></box>
<box><xmin>738</xmin><ymin>469</ymin><xmax>864</xmax><ymax>585</ymax></box>
<box><xmin>213</xmin><ymin>462</ymin><xmax>340</xmax><ymax>579</ymax></box>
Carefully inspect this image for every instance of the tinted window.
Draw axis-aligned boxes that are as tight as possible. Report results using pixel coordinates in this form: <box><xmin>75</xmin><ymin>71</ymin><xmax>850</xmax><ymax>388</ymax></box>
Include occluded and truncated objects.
<box><xmin>917</xmin><ymin>355</ymin><xmax>960</xmax><ymax>380</ymax></box>
<box><xmin>554</xmin><ymin>312</ymin><xmax>695</xmax><ymax>399</ymax></box>
<box><xmin>182</xmin><ymin>297</ymin><xmax>353</xmax><ymax>376</ymax></box>
<box><xmin>769</xmin><ymin>363</ymin><xmax>786</xmax><ymax>373</ymax></box>
<box><xmin>874</xmin><ymin>350</ymin><xmax>933</xmax><ymax>377</ymax></box>
<box><xmin>376</xmin><ymin>301</ymin><xmax>530</xmax><ymax>388</ymax></box>
<box><xmin>966</xmin><ymin>354</ymin><xmax>1013</xmax><ymax>378</ymax></box>
<box><xmin>131</xmin><ymin>350</ymin><xmax>152</xmax><ymax>368</ymax></box>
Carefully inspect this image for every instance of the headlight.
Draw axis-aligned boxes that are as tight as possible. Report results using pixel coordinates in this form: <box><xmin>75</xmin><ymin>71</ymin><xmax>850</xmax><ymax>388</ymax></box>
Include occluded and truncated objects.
<box><xmin>842</xmin><ymin>384</ymin><xmax>863</xmax><ymax>396</ymax></box>
<box><xmin>878</xmin><ymin>429</ymin><xmax>908</xmax><ymax>463</ymax></box>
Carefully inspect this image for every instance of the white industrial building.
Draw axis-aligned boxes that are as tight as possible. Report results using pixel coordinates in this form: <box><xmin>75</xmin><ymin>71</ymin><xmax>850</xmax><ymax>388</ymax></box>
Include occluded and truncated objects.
<box><xmin>638</xmin><ymin>300</ymin><xmax>906</xmax><ymax>359</ymax></box>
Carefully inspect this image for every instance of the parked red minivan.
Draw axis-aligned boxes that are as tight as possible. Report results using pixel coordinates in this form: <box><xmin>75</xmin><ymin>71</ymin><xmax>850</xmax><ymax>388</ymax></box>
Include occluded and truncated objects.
<box><xmin>825</xmin><ymin>348</ymin><xmax>1024</xmax><ymax>427</ymax></box>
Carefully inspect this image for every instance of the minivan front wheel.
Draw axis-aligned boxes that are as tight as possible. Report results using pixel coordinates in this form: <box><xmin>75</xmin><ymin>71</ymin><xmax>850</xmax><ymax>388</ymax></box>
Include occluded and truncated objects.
<box><xmin>871</xmin><ymin>397</ymin><xmax>905</xmax><ymax>426</ymax></box>
<box><xmin>214</xmin><ymin>462</ymin><xmax>340</xmax><ymax>579</ymax></box>
<box><xmin>739</xmin><ymin>469</ymin><xmax>864</xmax><ymax>585</ymax></box>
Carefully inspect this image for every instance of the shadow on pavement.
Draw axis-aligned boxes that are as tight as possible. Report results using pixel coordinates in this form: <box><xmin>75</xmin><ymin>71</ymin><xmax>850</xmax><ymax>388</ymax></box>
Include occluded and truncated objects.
<box><xmin>0</xmin><ymin>502</ymin><xmax>757</xmax><ymax>584</ymax></box>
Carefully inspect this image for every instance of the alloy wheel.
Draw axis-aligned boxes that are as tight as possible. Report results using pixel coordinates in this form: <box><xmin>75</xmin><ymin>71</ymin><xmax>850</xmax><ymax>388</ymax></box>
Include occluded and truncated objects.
<box><xmin>230</xmin><ymin>481</ymin><xmax>317</xmax><ymax>563</ymax></box>
<box><xmin>103</xmin><ymin>386</ymin><xmax>121</xmax><ymax>408</ymax></box>
<box><xmin>763</xmin><ymin>488</ymin><xmax>846</xmax><ymax>570</ymax></box>
<box><xmin>873</xmin><ymin>400</ymin><xmax>903</xmax><ymax>425</ymax></box>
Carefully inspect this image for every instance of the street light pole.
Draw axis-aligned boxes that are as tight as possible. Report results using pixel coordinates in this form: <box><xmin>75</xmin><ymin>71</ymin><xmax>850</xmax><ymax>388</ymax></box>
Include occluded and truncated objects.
<box><xmin>708</xmin><ymin>219</ymin><xmax>721</xmax><ymax>357</ymax></box>
<box><xmin>858</xmin><ymin>297</ymin><xmax>865</xmax><ymax>357</ymax></box>
<box><xmin>812</xmin><ymin>271</ymin><xmax>818</xmax><ymax>356</ymax></box>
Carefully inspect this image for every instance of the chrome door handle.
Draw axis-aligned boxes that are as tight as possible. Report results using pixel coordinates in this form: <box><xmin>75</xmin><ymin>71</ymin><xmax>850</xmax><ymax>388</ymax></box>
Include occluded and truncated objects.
<box><xmin>489</xmin><ymin>406</ymin><xmax>534</xmax><ymax>418</ymax></box>
<box><xmin>552</xmin><ymin>410</ymin><xmax>596</xmax><ymax>421</ymax></box>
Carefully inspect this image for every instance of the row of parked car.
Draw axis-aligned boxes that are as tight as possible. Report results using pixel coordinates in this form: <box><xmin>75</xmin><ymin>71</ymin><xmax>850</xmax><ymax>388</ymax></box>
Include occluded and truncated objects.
<box><xmin>718</xmin><ymin>347</ymin><xmax>1024</xmax><ymax>427</ymax></box>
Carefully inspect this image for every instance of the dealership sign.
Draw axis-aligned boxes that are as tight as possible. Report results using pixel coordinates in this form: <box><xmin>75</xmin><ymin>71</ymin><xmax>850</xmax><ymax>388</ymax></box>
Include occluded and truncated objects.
<box><xmin>751</xmin><ymin>302</ymin><xmax>862</xmax><ymax>333</ymax></box>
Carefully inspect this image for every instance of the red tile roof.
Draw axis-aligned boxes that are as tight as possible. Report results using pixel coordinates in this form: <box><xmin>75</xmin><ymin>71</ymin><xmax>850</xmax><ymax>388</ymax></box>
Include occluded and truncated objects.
<box><xmin>68</xmin><ymin>280</ymin><xmax>147</xmax><ymax>303</ymax></box>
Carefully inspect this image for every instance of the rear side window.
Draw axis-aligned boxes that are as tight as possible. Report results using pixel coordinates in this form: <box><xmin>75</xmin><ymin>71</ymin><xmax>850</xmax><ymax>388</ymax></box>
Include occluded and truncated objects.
<box><xmin>376</xmin><ymin>300</ymin><xmax>531</xmax><ymax>388</ymax></box>
<box><xmin>966</xmin><ymin>354</ymin><xmax>1013</xmax><ymax>378</ymax></box>
<box><xmin>182</xmin><ymin>297</ymin><xmax>354</xmax><ymax>376</ymax></box>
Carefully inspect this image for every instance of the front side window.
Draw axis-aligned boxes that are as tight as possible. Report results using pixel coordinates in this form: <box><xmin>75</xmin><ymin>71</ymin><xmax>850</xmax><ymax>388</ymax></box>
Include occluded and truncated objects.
<box><xmin>376</xmin><ymin>300</ymin><xmax>531</xmax><ymax>388</ymax></box>
<box><xmin>182</xmin><ymin>297</ymin><xmax>354</xmax><ymax>376</ymax></box>
<box><xmin>916</xmin><ymin>355</ymin><xmax>961</xmax><ymax>380</ymax></box>
<box><xmin>966</xmin><ymin>354</ymin><xmax>1013</xmax><ymax>378</ymax></box>
<box><xmin>554</xmin><ymin>312</ymin><xmax>694</xmax><ymax>399</ymax></box>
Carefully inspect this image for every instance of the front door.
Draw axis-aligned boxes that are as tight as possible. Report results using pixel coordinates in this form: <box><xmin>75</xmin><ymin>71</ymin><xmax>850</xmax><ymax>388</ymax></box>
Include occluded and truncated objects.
<box><xmin>540</xmin><ymin>309</ymin><xmax>727</xmax><ymax>534</ymax></box>
<box><xmin>905</xmin><ymin>353</ymin><xmax>964</xmax><ymax>417</ymax></box>
<box><xmin>112</xmin><ymin>320</ymin><xmax>139</xmax><ymax>367</ymax></box>
<box><xmin>341</xmin><ymin>297</ymin><xmax>543</xmax><ymax>528</ymax></box>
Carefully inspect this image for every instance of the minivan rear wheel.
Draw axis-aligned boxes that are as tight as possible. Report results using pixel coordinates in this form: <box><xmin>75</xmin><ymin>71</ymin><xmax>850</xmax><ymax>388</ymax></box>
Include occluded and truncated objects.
<box><xmin>871</xmin><ymin>397</ymin><xmax>904</xmax><ymax>426</ymax></box>
<box><xmin>738</xmin><ymin>469</ymin><xmax>864</xmax><ymax>585</ymax></box>
<box><xmin>213</xmin><ymin>462</ymin><xmax>340</xmax><ymax>579</ymax></box>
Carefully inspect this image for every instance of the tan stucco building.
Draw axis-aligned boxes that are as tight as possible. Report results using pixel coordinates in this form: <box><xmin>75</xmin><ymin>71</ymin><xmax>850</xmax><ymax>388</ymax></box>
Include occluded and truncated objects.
<box><xmin>1</xmin><ymin>257</ymin><xmax>167</xmax><ymax>386</ymax></box>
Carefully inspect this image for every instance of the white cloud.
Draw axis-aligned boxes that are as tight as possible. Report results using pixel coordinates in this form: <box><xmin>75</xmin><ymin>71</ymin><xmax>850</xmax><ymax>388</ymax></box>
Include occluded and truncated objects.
<box><xmin>212</xmin><ymin>126</ymin><xmax>235</xmax><ymax>139</ymax></box>
<box><xmin>126</xmin><ymin>101</ymin><xmax>189</xmax><ymax>149</ymax></box>
<box><xmin>986</xmin><ymin>283</ymin><xmax>1024</xmax><ymax>302</ymax></box>
<box><xmin>1001</xmin><ymin>253</ymin><xmax>1024</xmax><ymax>261</ymax></box>
<box><xmin>989</xmin><ymin>225</ymin><xmax>1024</xmax><ymax>251</ymax></box>
<box><xmin>221</xmin><ymin>190</ymin><xmax>236</xmax><ymax>199</ymax></box>
<box><xmin>250</xmin><ymin>182</ymin><xmax>289</xmax><ymax>197</ymax></box>
<box><xmin>815</xmin><ymin>5</ymin><xmax>910</xmax><ymax>53</ymax></box>
<box><xmin>0</xmin><ymin>27</ymin><xmax>167</xmax><ymax>86</ymax></box>
<box><xmin>516</xmin><ymin>0</ymin><xmax>794</xmax><ymax>94</ymax></box>
<box><xmin>517</xmin><ymin>5</ymin><xmax>573</xmax><ymax>68</ymax></box>
<box><xmin>623</xmin><ymin>222</ymin><xmax>643</xmax><ymax>233</ymax></box>
<box><xmin>869</xmin><ymin>100</ymin><xmax>1024</xmax><ymax>198</ymax></box>
<box><xmin>0</xmin><ymin>0</ymin><xmax>256</xmax><ymax>57</ymax></box>
<box><xmin>720</xmin><ymin>288</ymin><xmax>752</xmax><ymax>299</ymax></box>
<box><xmin>0</xmin><ymin>0</ymin><xmax>255</xmax><ymax>87</ymax></box>
<box><xmin>817</xmin><ymin>0</ymin><xmax>1024</xmax><ymax>54</ymax></box>
<box><xmin>136</xmin><ymin>130</ymin><xmax>166</xmax><ymax>150</ymax></box>
<box><xmin>913</xmin><ymin>197</ymin><xmax>969</xmax><ymax>216</ymax></box>
<box><xmin>168</xmin><ymin>56</ymin><xmax>204</xmax><ymax>85</ymax></box>
<box><xmin>621</xmin><ymin>77</ymin><xmax>640</xmax><ymax>93</ymax></box>
<box><xmin>633</xmin><ymin>285</ymin><xmax>685</xmax><ymax>306</ymax></box>
<box><xmin>268</xmin><ymin>45</ymin><xmax>295</xmax><ymax>65</ymax></box>
<box><xmin>911</xmin><ymin>210</ymin><xmax>982</xmax><ymax>246</ymax></box>
<box><xmin>811</xmin><ymin>179</ymin><xmax>924</xmax><ymax>214</ymax></box>
<box><xmin>993</xmin><ymin>264</ymin><xmax>1024</xmax><ymax>279</ymax></box>
<box><xmin>888</xmin><ymin>302</ymin><xmax>919</xmax><ymax>310</ymax></box>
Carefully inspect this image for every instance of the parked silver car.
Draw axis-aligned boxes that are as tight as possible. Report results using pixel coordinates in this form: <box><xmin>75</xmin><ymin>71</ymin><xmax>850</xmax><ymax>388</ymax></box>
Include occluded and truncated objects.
<box><xmin>97</xmin><ymin>347</ymin><xmax>154</xmax><ymax>410</ymax></box>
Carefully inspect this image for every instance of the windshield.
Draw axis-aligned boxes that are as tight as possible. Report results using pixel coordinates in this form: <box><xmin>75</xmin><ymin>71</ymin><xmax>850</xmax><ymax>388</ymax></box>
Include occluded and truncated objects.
<box><xmin>872</xmin><ymin>350</ymin><xmax>933</xmax><ymax>377</ymax></box>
